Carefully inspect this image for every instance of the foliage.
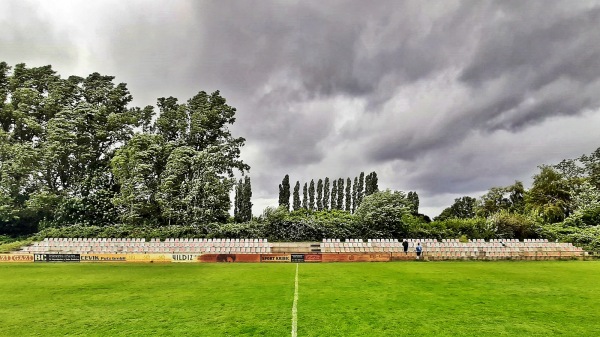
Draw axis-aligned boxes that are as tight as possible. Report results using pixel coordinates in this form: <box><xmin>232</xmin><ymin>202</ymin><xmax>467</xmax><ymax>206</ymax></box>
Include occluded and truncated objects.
<box><xmin>354</xmin><ymin>190</ymin><xmax>411</xmax><ymax>238</ymax></box>
<box><xmin>525</xmin><ymin>166</ymin><xmax>571</xmax><ymax>223</ymax></box>
<box><xmin>278</xmin><ymin>174</ymin><xmax>290</xmax><ymax>210</ymax></box>
<box><xmin>292</xmin><ymin>181</ymin><xmax>301</xmax><ymax>211</ymax></box>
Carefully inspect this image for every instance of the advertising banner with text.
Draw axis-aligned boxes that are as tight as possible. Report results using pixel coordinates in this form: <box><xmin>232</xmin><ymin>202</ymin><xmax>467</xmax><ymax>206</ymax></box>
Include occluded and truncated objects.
<box><xmin>260</xmin><ymin>254</ymin><xmax>291</xmax><ymax>262</ymax></box>
<box><xmin>80</xmin><ymin>254</ymin><xmax>127</xmax><ymax>262</ymax></box>
<box><xmin>125</xmin><ymin>254</ymin><xmax>171</xmax><ymax>263</ymax></box>
<box><xmin>171</xmin><ymin>254</ymin><xmax>201</xmax><ymax>263</ymax></box>
<box><xmin>0</xmin><ymin>254</ymin><xmax>34</xmax><ymax>263</ymax></box>
<box><xmin>321</xmin><ymin>253</ymin><xmax>391</xmax><ymax>262</ymax></box>
<box><xmin>199</xmin><ymin>254</ymin><xmax>261</xmax><ymax>263</ymax></box>
<box><xmin>34</xmin><ymin>254</ymin><xmax>80</xmax><ymax>262</ymax></box>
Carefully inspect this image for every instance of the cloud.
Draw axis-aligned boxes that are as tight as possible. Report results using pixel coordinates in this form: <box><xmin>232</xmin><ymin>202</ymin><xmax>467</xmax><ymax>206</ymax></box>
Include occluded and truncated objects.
<box><xmin>4</xmin><ymin>0</ymin><xmax>600</xmax><ymax>217</ymax></box>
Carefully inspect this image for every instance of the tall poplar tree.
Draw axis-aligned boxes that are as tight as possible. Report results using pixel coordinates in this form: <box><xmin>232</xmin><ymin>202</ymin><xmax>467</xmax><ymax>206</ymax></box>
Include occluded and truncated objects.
<box><xmin>331</xmin><ymin>179</ymin><xmax>337</xmax><ymax>210</ymax></box>
<box><xmin>234</xmin><ymin>178</ymin><xmax>243</xmax><ymax>222</ymax></box>
<box><xmin>365</xmin><ymin>173</ymin><xmax>372</xmax><ymax>196</ymax></box>
<box><xmin>316</xmin><ymin>179</ymin><xmax>323</xmax><ymax>211</ymax></box>
<box><xmin>279</xmin><ymin>174</ymin><xmax>290</xmax><ymax>210</ymax></box>
<box><xmin>407</xmin><ymin>191</ymin><xmax>419</xmax><ymax>215</ymax></box>
<box><xmin>337</xmin><ymin>178</ymin><xmax>344</xmax><ymax>210</ymax></box>
<box><xmin>302</xmin><ymin>182</ymin><xmax>308</xmax><ymax>209</ymax></box>
<box><xmin>345</xmin><ymin>177</ymin><xmax>351</xmax><ymax>211</ymax></box>
<box><xmin>358</xmin><ymin>172</ymin><xmax>365</xmax><ymax>206</ymax></box>
<box><xmin>323</xmin><ymin>177</ymin><xmax>330</xmax><ymax>210</ymax></box>
<box><xmin>352</xmin><ymin>177</ymin><xmax>358</xmax><ymax>213</ymax></box>
<box><xmin>293</xmin><ymin>181</ymin><xmax>301</xmax><ymax>211</ymax></box>
<box><xmin>241</xmin><ymin>176</ymin><xmax>252</xmax><ymax>221</ymax></box>
<box><xmin>370</xmin><ymin>171</ymin><xmax>379</xmax><ymax>194</ymax></box>
<box><xmin>309</xmin><ymin>179</ymin><xmax>315</xmax><ymax>210</ymax></box>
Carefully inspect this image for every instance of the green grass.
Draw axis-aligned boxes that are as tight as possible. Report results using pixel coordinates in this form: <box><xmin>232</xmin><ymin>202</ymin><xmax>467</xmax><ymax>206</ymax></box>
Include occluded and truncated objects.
<box><xmin>1</xmin><ymin>261</ymin><xmax>599</xmax><ymax>336</ymax></box>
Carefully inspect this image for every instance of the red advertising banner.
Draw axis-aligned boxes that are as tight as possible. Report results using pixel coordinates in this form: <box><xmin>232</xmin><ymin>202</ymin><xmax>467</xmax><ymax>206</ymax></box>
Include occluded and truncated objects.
<box><xmin>304</xmin><ymin>254</ymin><xmax>322</xmax><ymax>262</ymax></box>
<box><xmin>199</xmin><ymin>254</ymin><xmax>261</xmax><ymax>263</ymax></box>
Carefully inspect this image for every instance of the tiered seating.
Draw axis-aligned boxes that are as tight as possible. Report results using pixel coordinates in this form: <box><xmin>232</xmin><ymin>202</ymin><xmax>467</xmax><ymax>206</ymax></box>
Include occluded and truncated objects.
<box><xmin>21</xmin><ymin>238</ymin><xmax>272</xmax><ymax>254</ymax></box>
<box><xmin>319</xmin><ymin>238</ymin><xmax>585</xmax><ymax>259</ymax></box>
<box><xmin>320</xmin><ymin>238</ymin><xmax>438</xmax><ymax>253</ymax></box>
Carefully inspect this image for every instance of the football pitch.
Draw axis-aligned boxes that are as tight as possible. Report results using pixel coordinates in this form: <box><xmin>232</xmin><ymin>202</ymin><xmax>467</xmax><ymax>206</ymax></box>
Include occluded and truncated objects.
<box><xmin>1</xmin><ymin>261</ymin><xmax>599</xmax><ymax>336</ymax></box>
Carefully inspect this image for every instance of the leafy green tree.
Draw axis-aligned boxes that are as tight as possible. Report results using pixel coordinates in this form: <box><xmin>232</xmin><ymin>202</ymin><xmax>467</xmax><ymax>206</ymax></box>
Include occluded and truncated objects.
<box><xmin>316</xmin><ymin>179</ymin><xmax>323</xmax><ymax>211</ymax></box>
<box><xmin>486</xmin><ymin>210</ymin><xmax>540</xmax><ymax>240</ymax></box>
<box><xmin>579</xmin><ymin>147</ymin><xmax>600</xmax><ymax>189</ymax></box>
<box><xmin>436</xmin><ymin>196</ymin><xmax>476</xmax><ymax>221</ymax></box>
<box><xmin>355</xmin><ymin>190</ymin><xmax>412</xmax><ymax>238</ymax></box>
<box><xmin>293</xmin><ymin>181</ymin><xmax>301</xmax><ymax>211</ymax></box>
<box><xmin>526</xmin><ymin>166</ymin><xmax>571</xmax><ymax>223</ymax></box>
<box><xmin>323</xmin><ymin>177</ymin><xmax>330</xmax><ymax>210</ymax></box>
<box><xmin>156</xmin><ymin>146</ymin><xmax>235</xmax><ymax>225</ymax></box>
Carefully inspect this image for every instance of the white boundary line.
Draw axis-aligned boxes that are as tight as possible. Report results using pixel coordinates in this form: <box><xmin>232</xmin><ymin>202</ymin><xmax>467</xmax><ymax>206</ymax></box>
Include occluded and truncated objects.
<box><xmin>292</xmin><ymin>263</ymin><xmax>299</xmax><ymax>337</ymax></box>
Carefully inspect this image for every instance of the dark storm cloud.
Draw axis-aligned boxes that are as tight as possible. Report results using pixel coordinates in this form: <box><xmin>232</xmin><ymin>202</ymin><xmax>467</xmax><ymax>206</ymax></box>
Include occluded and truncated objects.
<box><xmin>366</xmin><ymin>1</ymin><xmax>600</xmax><ymax>164</ymax></box>
<box><xmin>7</xmin><ymin>0</ymin><xmax>599</xmax><ymax>214</ymax></box>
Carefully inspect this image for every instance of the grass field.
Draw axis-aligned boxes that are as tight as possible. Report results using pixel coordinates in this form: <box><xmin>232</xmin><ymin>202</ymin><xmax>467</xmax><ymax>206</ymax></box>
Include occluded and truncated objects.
<box><xmin>1</xmin><ymin>261</ymin><xmax>599</xmax><ymax>336</ymax></box>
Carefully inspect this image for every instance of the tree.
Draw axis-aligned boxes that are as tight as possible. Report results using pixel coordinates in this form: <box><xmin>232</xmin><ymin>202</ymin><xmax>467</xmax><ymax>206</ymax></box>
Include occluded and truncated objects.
<box><xmin>156</xmin><ymin>146</ymin><xmax>236</xmax><ymax>225</ymax></box>
<box><xmin>357</xmin><ymin>172</ymin><xmax>365</xmax><ymax>206</ymax></box>
<box><xmin>316</xmin><ymin>179</ymin><xmax>323</xmax><ymax>211</ymax></box>
<box><xmin>331</xmin><ymin>179</ymin><xmax>337</xmax><ymax>210</ymax></box>
<box><xmin>352</xmin><ymin>177</ymin><xmax>358</xmax><ymax>213</ymax></box>
<box><xmin>240</xmin><ymin>176</ymin><xmax>252</xmax><ymax>221</ymax></box>
<box><xmin>114</xmin><ymin>90</ymin><xmax>248</xmax><ymax>226</ymax></box>
<box><xmin>407</xmin><ymin>191</ymin><xmax>420</xmax><ymax>215</ymax></box>
<box><xmin>365</xmin><ymin>171</ymin><xmax>379</xmax><ymax>196</ymax></box>
<box><xmin>111</xmin><ymin>134</ymin><xmax>167</xmax><ymax>225</ymax></box>
<box><xmin>309</xmin><ymin>179</ymin><xmax>315</xmax><ymax>210</ymax></box>
<box><xmin>234</xmin><ymin>178</ymin><xmax>243</xmax><ymax>222</ymax></box>
<box><xmin>293</xmin><ymin>181</ymin><xmax>301</xmax><ymax>211</ymax></box>
<box><xmin>335</xmin><ymin>178</ymin><xmax>343</xmax><ymax>210</ymax></box>
<box><xmin>355</xmin><ymin>190</ymin><xmax>412</xmax><ymax>238</ymax></box>
<box><xmin>435</xmin><ymin>196</ymin><xmax>476</xmax><ymax>221</ymax></box>
<box><xmin>1</xmin><ymin>62</ymin><xmax>250</xmax><ymax>233</ymax></box>
<box><xmin>323</xmin><ymin>177</ymin><xmax>330</xmax><ymax>210</ymax></box>
<box><xmin>345</xmin><ymin>177</ymin><xmax>351</xmax><ymax>212</ymax></box>
<box><xmin>279</xmin><ymin>174</ymin><xmax>290</xmax><ymax>210</ymax></box>
<box><xmin>526</xmin><ymin>166</ymin><xmax>571</xmax><ymax>223</ymax></box>
<box><xmin>475</xmin><ymin>181</ymin><xmax>525</xmax><ymax>217</ymax></box>
<box><xmin>302</xmin><ymin>182</ymin><xmax>308</xmax><ymax>209</ymax></box>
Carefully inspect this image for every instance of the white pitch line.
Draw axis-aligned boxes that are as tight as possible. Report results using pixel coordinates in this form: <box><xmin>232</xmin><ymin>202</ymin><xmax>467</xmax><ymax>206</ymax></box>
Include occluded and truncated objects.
<box><xmin>292</xmin><ymin>263</ymin><xmax>299</xmax><ymax>337</ymax></box>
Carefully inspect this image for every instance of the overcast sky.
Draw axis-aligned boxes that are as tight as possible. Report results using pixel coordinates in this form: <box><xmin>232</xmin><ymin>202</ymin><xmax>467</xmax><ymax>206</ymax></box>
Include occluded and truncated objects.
<box><xmin>2</xmin><ymin>0</ymin><xmax>600</xmax><ymax>217</ymax></box>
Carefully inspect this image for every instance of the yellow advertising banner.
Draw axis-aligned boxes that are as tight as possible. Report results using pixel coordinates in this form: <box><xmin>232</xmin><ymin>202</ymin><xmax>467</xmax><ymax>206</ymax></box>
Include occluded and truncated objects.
<box><xmin>125</xmin><ymin>254</ymin><xmax>172</xmax><ymax>263</ymax></box>
<box><xmin>80</xmin><ymin>254</ymin><xmax>127</xmax><ymax>262</ymax></box>
<box><xmin>0</xmin><ymin>254</ymin><xmax>34</xmax><ymax>263</ymax></box>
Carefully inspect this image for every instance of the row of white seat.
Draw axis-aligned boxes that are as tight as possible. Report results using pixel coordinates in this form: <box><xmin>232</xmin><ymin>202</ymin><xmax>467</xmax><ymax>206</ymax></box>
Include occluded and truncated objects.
<box><xmin>320</xmin><ymin>241</ymin><xmax>582</xmax><ymax>253</ymax></box>
<box><xmin>43</xmin><ymin>238</ymin><xmax>268</xmax><ymax>243</ymax></box>
<box><xmin>22</xmin><ymin>245</ymin><xmax>272</xmax><ymax>254</ymax></box>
